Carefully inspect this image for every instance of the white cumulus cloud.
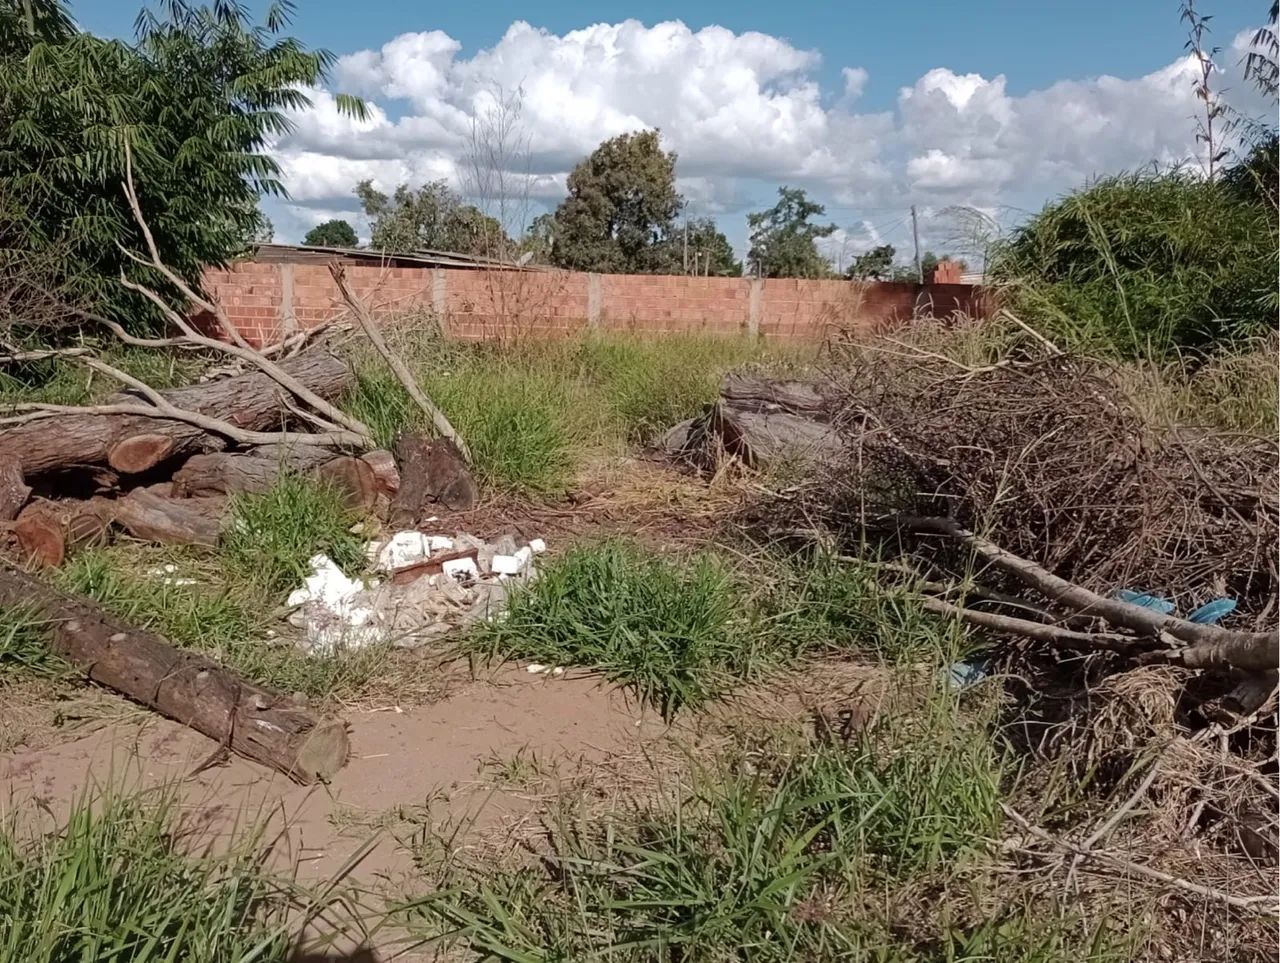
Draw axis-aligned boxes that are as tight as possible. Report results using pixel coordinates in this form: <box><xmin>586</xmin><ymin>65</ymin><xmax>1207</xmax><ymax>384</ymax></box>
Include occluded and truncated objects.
<box><xmin>264</xmin><ymin>17</ymin><xmax>1269</xmax><ymax>252</ymax></box>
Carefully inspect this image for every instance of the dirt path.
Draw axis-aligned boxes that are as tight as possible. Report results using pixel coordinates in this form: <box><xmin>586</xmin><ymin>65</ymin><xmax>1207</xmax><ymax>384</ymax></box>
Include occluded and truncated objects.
<box><xmin>0</xmin><ymin>666</ymin><xmax>670</xmax><ymax>888</ymax></box>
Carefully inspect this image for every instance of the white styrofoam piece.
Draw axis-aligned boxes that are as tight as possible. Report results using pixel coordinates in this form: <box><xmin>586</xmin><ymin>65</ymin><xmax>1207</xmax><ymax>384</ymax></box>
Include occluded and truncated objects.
<box><xmin>528</xmin><ymin>538</ymin><xmax>548</xmax><ymax>555</ymax></box>
<box><xmin>491</xmin><ymin>553</ymin><xmax>521</xmax><ymax>576</ymax></box>
<box><xmin>514</xmin><ymin>546</ymin><xmax>533</xmax><ymax>568</ymax></box>
<box><xmin>442</xmin><ymin>557</ymin><xmax>479</xmax><ymax>580</ymax></box>
<box><xmin>427</xmin><ymin>535</ymin><xmax>455</xmax><ymax>552</ymax></box>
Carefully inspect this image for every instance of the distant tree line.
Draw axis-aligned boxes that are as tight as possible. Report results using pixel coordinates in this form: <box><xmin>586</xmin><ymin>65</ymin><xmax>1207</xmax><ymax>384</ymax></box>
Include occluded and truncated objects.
<box><xmin>328</xmin><ymin>130</ymin><xmax>964</xmax><ymax>279</ymax></box>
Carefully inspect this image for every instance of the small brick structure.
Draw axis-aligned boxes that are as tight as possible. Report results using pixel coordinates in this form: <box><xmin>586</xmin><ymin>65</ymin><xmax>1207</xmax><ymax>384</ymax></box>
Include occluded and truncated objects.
<box><xmin>200</xmin><ymin>250</ymin><xmax>989</xmax><ymax>346</ymax></box>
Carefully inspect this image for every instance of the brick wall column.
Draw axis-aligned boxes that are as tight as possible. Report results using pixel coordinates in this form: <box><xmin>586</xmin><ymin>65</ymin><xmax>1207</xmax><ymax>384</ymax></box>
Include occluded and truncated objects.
<box><xmin>747</xmin><ymin>278</ymin><xmax>763</xmax><ymax>336</ymax></box>
<box><xmin>586</xmin><ymin>273</ymin><xmax>603</xmax><ymax>327</ymax></box>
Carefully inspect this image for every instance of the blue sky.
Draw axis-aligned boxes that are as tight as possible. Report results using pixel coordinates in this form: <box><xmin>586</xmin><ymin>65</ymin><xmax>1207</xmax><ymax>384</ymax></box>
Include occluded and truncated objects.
<box><xmin>78</xmin><ymin>1</ymin><xmax>1273</xmax><ymax>262</ymax></box>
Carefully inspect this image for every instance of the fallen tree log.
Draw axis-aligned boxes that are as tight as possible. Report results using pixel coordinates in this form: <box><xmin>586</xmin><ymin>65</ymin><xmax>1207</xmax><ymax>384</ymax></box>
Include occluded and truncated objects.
<box><xmin>663</xmin><ymin>373</ymin><xmax>842</xmax><ymax>469</ymax></box>
<box><xmin>389</xmin><ymin>433</ymin><xmax>478</xmax><ymax>527</ymax></box>
<box><xmin>173</xmin><ymin>447</ymin><xmax>387</xmax><ymax>511</ymax></box>
<box><xmin>113</xmin><ymin>488</ymin><xmax>228</xmax><ymax>547</ymax></box>
<box><xmin>0</xmin><ymin>348</ymin><xmax>354</xmax><ymax>480</ymax></box>
<box><xmin>173</xmin><ymin>447</ymin><xmax>346</xmax><ymax>497</ymax></box>
<box><xmin>0</xmin><ymin>563</ymin><xmax>349</xmax><ymax>783</ymax></box>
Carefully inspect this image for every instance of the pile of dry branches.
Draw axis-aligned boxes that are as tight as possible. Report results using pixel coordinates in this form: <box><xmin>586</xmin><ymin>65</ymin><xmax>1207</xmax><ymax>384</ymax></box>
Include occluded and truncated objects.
<box><xmin>746</xmin><ymin>323</ymin><xmax>1280</xmax><ymax>878</ymax></box>
<box><xmin>821</xmin><ymin>347</ymin><xmax>1277</xmax><ymax>626</ymax></box>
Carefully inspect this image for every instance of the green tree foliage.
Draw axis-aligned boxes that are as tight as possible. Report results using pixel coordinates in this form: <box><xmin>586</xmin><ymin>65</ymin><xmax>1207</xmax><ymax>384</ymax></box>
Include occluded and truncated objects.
<box><xmin>0</xmin><ymin>0</ymin><xmax>363</xmax><ymax>331</ymax></box>
<box><xmin>551</xmin><ymin>130</ymin><xmax>681</xmax><ymax>274</ymax></box>
<box><xmin>846</xmin><ymin>244</ymin><xmax>896</xmax><ymax>280</ymax></box>
<box><xmin>518</xmin><ymin>212</ymin><xmax>557</xmax><ymax>264</ymax></box>
<box><xmin>683</xmin><ymin>218</ymin><xmax>741</xmax><ymax>276</ymax></box>
<box><xmin>355</xmin><ymin>180</ymin><xmax>510</xmax><ymax>257</ymax></box>
<box><xmin>992</xmin><ymin>170</ymin><xmax>1277</xmax><ymax>354</ymax></box>
<box><xmin>302</xmin><ymin>218</ymin><xmax>359</xmax><ymax>248</ymax></box>
<box><xmin>746</xmin><ymin>187</ymin><xmax>835</xmax><ymax>278</ymax></box>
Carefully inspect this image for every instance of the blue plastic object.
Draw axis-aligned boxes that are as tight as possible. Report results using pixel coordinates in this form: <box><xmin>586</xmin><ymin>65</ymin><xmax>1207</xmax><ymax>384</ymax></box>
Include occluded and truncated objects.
<box><xmin>1187</xmin><ymin>598</ymin><xmax>1237</xmax><ymax>625</ymax></box>
<box><xmin>944</xmin><ymin>655</ymin><xmax>990</xmax><ymax>691</ymax></box>
<box><xmin>1115</xmin><ymin>589</ymin><xmax>1175</xmax><ymax>615</ymax></box>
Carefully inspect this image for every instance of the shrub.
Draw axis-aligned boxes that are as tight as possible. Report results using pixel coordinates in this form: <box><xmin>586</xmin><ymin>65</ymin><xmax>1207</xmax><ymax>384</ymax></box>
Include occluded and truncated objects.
<box><xmin>992</xmin><ymin>170</ymin><xmax>1278</xmax><ymax>356</ymax></box>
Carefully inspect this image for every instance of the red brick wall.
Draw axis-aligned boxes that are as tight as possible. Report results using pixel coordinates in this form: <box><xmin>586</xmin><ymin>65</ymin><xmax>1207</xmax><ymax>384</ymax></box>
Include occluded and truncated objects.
<box><xmin>200</xmin><ymin>260</ymin><xmax>989</xmax><ymax>346</ymax></box>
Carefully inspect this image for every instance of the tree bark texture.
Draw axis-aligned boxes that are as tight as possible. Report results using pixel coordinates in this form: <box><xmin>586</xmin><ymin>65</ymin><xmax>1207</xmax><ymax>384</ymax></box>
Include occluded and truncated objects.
<box><xmin>0</xmin><ymin>564</ymin><xmax>349</xmax><ymax>783</ymax></box>
<box><xmin>0</xmin><ymin>348</ymin><xmax>353</xmax><ymax>479</ymax></box>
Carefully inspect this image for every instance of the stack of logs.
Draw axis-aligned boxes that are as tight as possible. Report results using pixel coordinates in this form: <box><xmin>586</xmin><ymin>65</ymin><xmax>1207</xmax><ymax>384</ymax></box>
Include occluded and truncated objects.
<box><xmin>0</xmin><ymin>347</ymin><xmax>477</xmax><ymax>567</ymax></box>
<box><xmin>0</xmin><ymin>345</ymin><xmax>476</xmax><ymax>785</ymax></box>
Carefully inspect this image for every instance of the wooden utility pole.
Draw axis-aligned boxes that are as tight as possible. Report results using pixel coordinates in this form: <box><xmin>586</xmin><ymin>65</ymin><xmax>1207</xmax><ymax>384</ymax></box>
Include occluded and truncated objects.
<box><xmin>911</xmin><ymin>205</ymin><xmax>923</xmax><ymax>283</ymax></box>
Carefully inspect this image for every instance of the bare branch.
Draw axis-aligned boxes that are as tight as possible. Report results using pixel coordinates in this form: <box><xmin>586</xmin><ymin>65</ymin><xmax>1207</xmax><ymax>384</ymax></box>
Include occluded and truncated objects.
<box><xmin>329</xmin><ymin>263</ymin><xmax>471</xmax><ymax>462</ymax></box>
<box><xmin>919</xmin><ymin>595</ymin><xmax>1144</xmax><ymax>654</ymax></box>
<box><xmin>895</xmin><ymin>515</ymin><xmax>1280</xmax><ymax>672</ymax></box>
<box><xmin>114</xmin><ymin>143</ymin><xmax>375</xmax><ymax>446</ymax></box>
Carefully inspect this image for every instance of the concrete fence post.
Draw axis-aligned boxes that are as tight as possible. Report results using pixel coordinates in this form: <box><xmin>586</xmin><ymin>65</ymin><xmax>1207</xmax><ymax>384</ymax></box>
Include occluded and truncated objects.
<box><xmin>431</xmin><ymin>268</ymin><xmax>448</xmax><ymax>335</ymax></box>
<box><xmin>586</xmin><ymin>273</ymin><xmax>603</xmax><ymax>328</ymax></box>
<box><xmin>747</xmin><ymin>278</ymin><xmax>763</xmax><ymax>337</ymax></box>
<box><xmin>279</xmin><ymin>263</ymin><xmax>297</xmax><ymax>335</ymax></box>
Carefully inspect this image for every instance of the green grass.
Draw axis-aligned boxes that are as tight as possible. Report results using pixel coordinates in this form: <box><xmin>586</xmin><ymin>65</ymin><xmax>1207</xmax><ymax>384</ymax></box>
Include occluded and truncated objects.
<box><xmin>0</xmin><ymin>607</ymin><xmax>67</xmax><ymax>680</ymax></box>
<box><xmin>466</xmin><ymin>540</ymin><xmax>961</xmax><ymax>717</ymax></box>
<box><xmin>222</xmin><ymin>472</ymin><xmax>366</xmax><ymax>597</ymax></box>
<box><xmin>403</xmin><ymin>688</ymin><xmax>1123</xmax><ymax>962</ymax></box>
<box><xmin>343</xmin><ymin>331</ymin><xmax>804</xmax><ymax>494</ymax></box>
<box><xmin>0</xmin><ymin>787</ymin><xmax>295</xmax><ymax>962</ymax></box>
<box><xmin>761</xmin><ymin>551</ymin><xmax>967</xmax><ymax>665</ymax></box>
<box><xmin>0</xmin><ymin>343</ymin><xmax>211</xmax><ymax>407</ymax></box>
<box><xmin>467</xmin><ymin>540</ymin><xmax>763</xmax><ymax>716</ymax></box>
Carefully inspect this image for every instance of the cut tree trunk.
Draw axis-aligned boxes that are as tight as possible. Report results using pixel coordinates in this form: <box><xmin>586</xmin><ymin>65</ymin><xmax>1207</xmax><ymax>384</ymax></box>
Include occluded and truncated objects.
<box><xmin>0</xmin><ymin>563</ymin><xmax>349</xmax><ymax>783</ymax></box>
<box><xmin>173</xmin><ymin>447</ymin><xmax>389</xmax><ymax>512</ymax></box>
<box><xmin>113</xmin><ymin>489</ymin><xmax>228</xmax><ymax>547</ymax></box>
<box><xmin>173</xmin><ymin>447</ymin><xmax>343</xmax><ymax>497</ymax></box>
<box><xmin>0</xmin><ymin>348</ymin><xmax>353</xmax><ymax>481</ymax></box>
<box><xmin>389</xmin><ymin>433</ymin><xmax>479</xmax><ymax>527</ymax></box>
<box><xmin>664</xmin><ymin>374</ymin><xmax>842</xmax><ymax>469</ymax></box>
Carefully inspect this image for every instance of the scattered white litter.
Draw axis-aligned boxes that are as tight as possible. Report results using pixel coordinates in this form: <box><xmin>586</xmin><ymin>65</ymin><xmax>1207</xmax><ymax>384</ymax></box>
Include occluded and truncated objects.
<box><xmin>146</xmin><ymin>564</ymin><xmax>197</xmax><ymax>587</ymax></box>
<box><xmin>282</xmin><ymin>533</ymin><xmax>547</xmax><ymax>656</ymax></box>
<box><xmin>525</xmin><ymin>663</ymin><xmax>564</xmax><ymax>677</ymax></box>
<box><xmin>285</xmin><ymin>554</ymin><xmax>385</xmax><ymax>655</ymax></box>
<box><xmin>441</xmin><ymin>556</ymin><xmax>479</xmax><ymax>580</ymax></box>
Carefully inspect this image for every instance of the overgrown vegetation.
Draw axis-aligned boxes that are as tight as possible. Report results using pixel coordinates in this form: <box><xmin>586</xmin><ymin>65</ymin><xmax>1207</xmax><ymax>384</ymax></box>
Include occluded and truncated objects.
<box><xmin>0</xmin><ymin>0</ymin><xmax>365</xmax><ymax>332</ymax></box>
<box><xmin>0</xmin><ymin>787</ymin><xmax>296</xmax><ymax>962</ymax></box>
<box><xmin>992</xmin><ymin>169</ymin><xmax>1278</xmax><ymax>356</ymax></box>
<box><xmin>222</xmin><ymin>472</ymin><xmax>365</xmax><ymax>596</ymax></box>
<box><xmin>404</xmin><ymin>689</ymin><xmax>1130</xmax><ymax>962</ymax></box>
<box><xmin>345</xmin><ymin>330</ymin><xmax>798</xmax><ymax>493</ymax></box>
<box><xmin>466</xmin><ymin>538</ymin><xmax>955</xmax><ymax>715</ymax></box>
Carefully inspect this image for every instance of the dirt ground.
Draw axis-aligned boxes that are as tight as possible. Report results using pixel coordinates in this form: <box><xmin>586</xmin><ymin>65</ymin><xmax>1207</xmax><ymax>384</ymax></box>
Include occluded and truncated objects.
<box><xmin>1</xmin><ymin>665</ymin><xmax>673</xmax><ymax>884</ymax></box>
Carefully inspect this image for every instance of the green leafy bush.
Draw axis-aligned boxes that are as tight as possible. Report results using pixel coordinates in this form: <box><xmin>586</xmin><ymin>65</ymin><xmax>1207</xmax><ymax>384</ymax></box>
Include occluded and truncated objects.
<box><xmin>993</xmin><ymin>170</ymin><xmax>1278</xmax><ymax>356</ymax></box>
